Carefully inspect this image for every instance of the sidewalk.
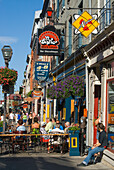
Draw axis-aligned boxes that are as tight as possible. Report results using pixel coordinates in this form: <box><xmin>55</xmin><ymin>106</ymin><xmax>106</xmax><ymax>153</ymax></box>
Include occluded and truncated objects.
<box><xmin>0</xmin><ymin>152</ymin><xmax>113</xmax><ymax>170</ymax></box>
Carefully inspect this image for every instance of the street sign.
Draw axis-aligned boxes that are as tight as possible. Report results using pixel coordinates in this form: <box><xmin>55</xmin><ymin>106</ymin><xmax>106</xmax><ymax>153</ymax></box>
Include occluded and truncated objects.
<box><xmin>72</xmin><ymin>11</ymin><xmax>99</xmax><ymax>38</ymax></box>
<box><xmin>38</xmin><ymin>25</ymin><xmax>61</xmax><ymax>56</ymax></box>
<box><xmin>35</xmin><ymin>61</ymin><xmax>50</xmax><ymax>82</ymax></box>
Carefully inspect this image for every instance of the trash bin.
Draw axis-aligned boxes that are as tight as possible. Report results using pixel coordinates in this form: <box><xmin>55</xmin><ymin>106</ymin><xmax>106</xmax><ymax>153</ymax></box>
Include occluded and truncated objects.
<box><xmin>69</xmin><ymin>130</ymin><xmax>80</xmax><ymax>156</ymax></box>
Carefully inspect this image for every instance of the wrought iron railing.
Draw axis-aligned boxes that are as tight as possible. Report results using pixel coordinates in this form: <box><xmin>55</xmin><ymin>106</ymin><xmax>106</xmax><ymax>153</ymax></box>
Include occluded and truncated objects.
<box><xmin>98</xmin><ymin>0</ymin><xmax>112</xmax><ymax>33</ymax></box>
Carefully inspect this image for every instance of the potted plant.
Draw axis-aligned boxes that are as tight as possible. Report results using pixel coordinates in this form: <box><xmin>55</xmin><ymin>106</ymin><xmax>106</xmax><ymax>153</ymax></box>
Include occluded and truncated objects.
<box><xmin>68</xmin><ymin>123</ymin><xmax>80</xmax><ymax>156</ymax></box>
<box><xmin>68</xmin><ymin>123</ymin><xmax>80</xmax><ymax>133</ymax></box>
<box><xmin>0</xmin><ymin>121</ymin><xmax>3</xmax><ymax>132</ymax></box>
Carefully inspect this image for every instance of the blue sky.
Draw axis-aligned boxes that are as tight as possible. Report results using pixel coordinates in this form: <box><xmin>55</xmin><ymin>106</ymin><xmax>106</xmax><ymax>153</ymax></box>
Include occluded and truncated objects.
<box><xmin>0</xmin><ymin>0</ymin><xmax>43</xmax><ymax>99</ymax></box>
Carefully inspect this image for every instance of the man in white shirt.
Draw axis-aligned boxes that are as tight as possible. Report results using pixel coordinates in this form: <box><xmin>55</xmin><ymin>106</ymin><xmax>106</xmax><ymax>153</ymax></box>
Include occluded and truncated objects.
<box><xmin>9</xmin><ymin>112</ymin><xmax>14</xmax><ymax>125</ymax></box>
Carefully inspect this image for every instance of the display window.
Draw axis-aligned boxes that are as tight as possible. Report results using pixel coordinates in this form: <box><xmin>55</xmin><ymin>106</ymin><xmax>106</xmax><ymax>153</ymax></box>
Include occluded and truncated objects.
<box><xmin>107</xmin><ymin>80</ymin><xmax>114</xmax><ymax>151</ymax></box>
<box><xmin>107</xmin><ymin>60</ymin><xmax>114</xmax><ymax>152</ymax></box>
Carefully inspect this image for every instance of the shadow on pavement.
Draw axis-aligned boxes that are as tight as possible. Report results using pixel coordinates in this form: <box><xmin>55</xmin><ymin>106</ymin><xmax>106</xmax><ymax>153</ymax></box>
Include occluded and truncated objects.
<box><xmin>0</xmin><ymin>156</ymin><xmax>80</xmax><ymax>170</ymax></box>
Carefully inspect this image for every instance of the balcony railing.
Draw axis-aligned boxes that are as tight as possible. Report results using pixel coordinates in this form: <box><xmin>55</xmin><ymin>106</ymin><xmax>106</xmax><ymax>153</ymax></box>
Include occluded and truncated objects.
<box><xmin>98</xmin><ymin>0</ymin><xmax>112</xmax><ymax>33</ymax></box>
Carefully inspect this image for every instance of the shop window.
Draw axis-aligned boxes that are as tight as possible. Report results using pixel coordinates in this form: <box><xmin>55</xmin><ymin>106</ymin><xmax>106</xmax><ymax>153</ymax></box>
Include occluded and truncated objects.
<box><xmin>108</xmin><ymin>61</ymin><xmax>114</xmax><ymax>78</ymax></box>
<box><xmin>57</xmin><ymin>0</ymin><xmax>59</xmax><ymax>18</ymax></box>
<box><xmin>108</xmin><ymin>81</ymin><xmax>114</xmax><ymax>151</ymax></box>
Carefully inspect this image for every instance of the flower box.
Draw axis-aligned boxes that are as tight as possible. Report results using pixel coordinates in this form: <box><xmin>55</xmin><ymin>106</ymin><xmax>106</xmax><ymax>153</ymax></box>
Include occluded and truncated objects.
<box><xmin>69</xmin><ymin>130</ymin><xmax>80</xmax><ymax>156</ymax></box>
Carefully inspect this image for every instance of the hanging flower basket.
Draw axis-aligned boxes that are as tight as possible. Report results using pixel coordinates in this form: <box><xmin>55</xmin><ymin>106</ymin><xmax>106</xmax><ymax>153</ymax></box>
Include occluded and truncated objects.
<box><xmin>0</xmin><ymin>67</ymin><xmax>18</xmax><ymax>86</ymax></box>
<box><xmin>47</xmin><ymin>75</ymin><xmax>84</xmax><ymax>99</ymax></box>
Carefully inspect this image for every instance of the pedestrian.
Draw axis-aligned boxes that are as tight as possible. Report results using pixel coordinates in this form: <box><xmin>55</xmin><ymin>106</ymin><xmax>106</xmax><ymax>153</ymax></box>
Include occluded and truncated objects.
<box><xmin>9</xmin><ymin>111</ymin><xmax>14</xmax><ymax>125</ymax></box>
<box><xmin>28</xmin><ymin>113</ymin><xmax>32</xmax><ymax>125</ymax></box>
<box><xmin>23</xmin><ymin>112</ymin><xmax>27</xmax><ymax>125</ymax></box>
<box><xmin>77</xmin><ymin>123</ymin><xmax>107</xmax><ymax>167</ymax></box>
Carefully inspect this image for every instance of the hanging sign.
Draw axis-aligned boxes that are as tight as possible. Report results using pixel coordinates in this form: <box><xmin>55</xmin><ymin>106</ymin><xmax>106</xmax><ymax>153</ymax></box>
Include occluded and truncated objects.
<box><xmin>35</xmin><ymin>61</ymin><xmax>50</xmax><ymax>81</ymax></box>
<box><xmin>72</xmin><ymin>11</ymin><xmax>99</xmax><ymax>38</ymax></box>
<box><xmin>32</xmin><ymin>90</ymin><xmax>43</xmax><ymax>97</ymax></box>
<box><xmin>38</xmin><ymin>25</ymin><xmax>60</xmax><ymax>56</ymax></box>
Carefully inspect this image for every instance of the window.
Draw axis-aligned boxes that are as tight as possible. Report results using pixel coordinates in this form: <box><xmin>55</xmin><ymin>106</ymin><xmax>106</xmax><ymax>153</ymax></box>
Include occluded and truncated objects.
<box><xmin>67</xmin><ymin>0</ymin><xmax>70</xmax><ymax>5</ymax></box>
<box><xmin>62</xmin><ymin>0</ymin><xmax>65</xmax><ymax>7</ymax></box>
<box><xmin>100</xmin><ymin>0</ymin><xmax>111</xmax><ymax>31</ymax></box>
<box><xmin>57</xmin><ymin>0</ymin><xmax>59</xmax><ymax>18</ymax></box>
<box><xmin>107</xmin><ymin>81</ymin><xmax>114</xmax><ymax>151</ymax></box>
<box><xmin>78</xmin><ymin>1</ymin><xmax>83</xmax><ymax>48</ymax></box>
<box><xmin>108</xmin><ymin>61</ymin><xmax>114</xmax><ymax>78</ymax></box>
<box><xmin>69</xmin><ymin>17</ymin><xmax>72</xmax><ymax>56</ymax></box>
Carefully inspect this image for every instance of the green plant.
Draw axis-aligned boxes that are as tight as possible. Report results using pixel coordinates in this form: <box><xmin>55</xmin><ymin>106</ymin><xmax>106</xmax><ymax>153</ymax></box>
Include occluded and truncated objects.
<box><xmin>27</xmin><ymin>91</ymin><xmax>33</xmax><ymax>97</ymax></box>
<box><xmin>68</xmin><ymin>123</ymin><xmax>80</xmax><ymax>133</ymax></box>
<box><xmin>0</xmin><ymin>67</ymin><xmax>18</xmax><ymax>85</ymax></box>
<box><xmin>0</xmin><ymin>121</ymin><xmax>3</xmax><ymax>127</ymax></box>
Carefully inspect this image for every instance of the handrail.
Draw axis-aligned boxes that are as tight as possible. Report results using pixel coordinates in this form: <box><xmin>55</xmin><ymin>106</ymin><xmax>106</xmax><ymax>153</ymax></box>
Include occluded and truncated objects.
<box><xmin>0</xmin><ymin>133</ymin><xmax>69</xmax><ymax>137</ymax></box>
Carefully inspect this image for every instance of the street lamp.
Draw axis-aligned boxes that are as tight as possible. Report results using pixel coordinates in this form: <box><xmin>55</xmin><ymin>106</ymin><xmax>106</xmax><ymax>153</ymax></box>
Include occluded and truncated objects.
<box><xmin>1</xmin><ymin>45</ymin><xmax>13</xmax><ymax>133</ymax></box>
<box><xmin>1</xmin><ymin>45</ymin><xmax>13</xmax><ymax>67</ymax></box>
<box><xmin>47</xmin><ymin>7</ymin><xmax>53</xmax><ymax>18</ymax></box>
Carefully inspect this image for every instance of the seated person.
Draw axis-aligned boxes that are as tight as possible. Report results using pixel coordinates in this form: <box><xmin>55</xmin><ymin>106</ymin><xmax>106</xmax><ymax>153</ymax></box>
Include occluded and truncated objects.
<box><xmin>31</xmin><ymin>117</ymin><xmax>40</xmax><ymax>144</ymax></box>
<box><xmin>45</xmin><ymin>118</ymin><xmax>53</xmax><ymax>133</ymax></box>
<box><xmin>31</xmin><ymin>117</ymin><xmax>40</xmax><ymax>134</ymax></box>
<box><xmin>40</xmin><ymin>122</ymin><xmax>49</xmax><ymax>141</ymax></box>
<box><xmin>64</xmin><ymin>122</ymin><xmax>70</xmax><ymax>133</ymax></box>
<box><xmin>16</xmin><ymin>119</ymin><xmax>26</xmax><ymax>132</ymax></box>
<box><xmin>8</xmin><ymin>125</ymin><xmax>12</xmax><ymax>133</ymax></box>
<box><xmin>53</xmin><ymin>120</ymin><xmax>63</xmax><ymax>130</ymax></box>
<box><xmin>77</xmin><ymin>123</ymin><xmax>107</xmax><ymax>167</ymax></box>
<box><xmin>52</xmin><ymin>118</ymin><xmax>56</xmax><ymax>128</ymax></box>
<box><xmin>40</xmin><ymin>122</ymin><xmax>50</xmax><ymax>153</ymax></box>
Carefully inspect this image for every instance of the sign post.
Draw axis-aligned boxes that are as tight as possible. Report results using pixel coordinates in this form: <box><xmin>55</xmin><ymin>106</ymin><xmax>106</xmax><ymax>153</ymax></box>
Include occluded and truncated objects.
<box><xmin>35</xmin><ymin>61</ymin><xmax>50</xmax><ymax>82</ymax></box>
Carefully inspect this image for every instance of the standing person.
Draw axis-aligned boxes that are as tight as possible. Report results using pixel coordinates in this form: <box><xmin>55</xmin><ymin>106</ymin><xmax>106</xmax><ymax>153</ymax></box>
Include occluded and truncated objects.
<box><xmin>23</xmin><ymin>112</ymin><xmax>27</xmax><ymax>125</ymax></box>
<box><xmin>77</xmin><ymin>123</ymin><xmax>107</xmax><ymax>167</ymax></box>
<box><xmin>17</xmin><ymin>112</ymin><xmax>21</xmax><ymax>121</ymax></box>
<box><xmin>1</xmin><ymin>114</ymin><xmax>4</xmax><ymax>121</ymax></box>
<box><xmin>28</xmin><ymin>113</ymin><xmax>32</xmax><ymax>126</ymax></box>
<box><xmin>45</xmin><ymin>118</ymin><xmax>53</xmax><ymax>133</ymax></box>
<box><xmin>9</xmin><ymin>111</ymin><xmax>14</xmax><ymax>125</ymax></box>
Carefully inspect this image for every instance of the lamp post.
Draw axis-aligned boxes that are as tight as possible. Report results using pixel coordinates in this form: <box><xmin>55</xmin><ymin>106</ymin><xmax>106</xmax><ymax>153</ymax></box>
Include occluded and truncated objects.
<box><xmin>1</xmin><ymin>45</ymin><xmax>13</xmax><ymax>133</ymax></box>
